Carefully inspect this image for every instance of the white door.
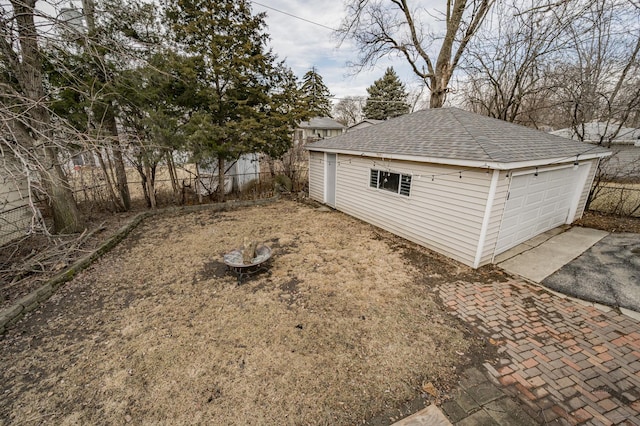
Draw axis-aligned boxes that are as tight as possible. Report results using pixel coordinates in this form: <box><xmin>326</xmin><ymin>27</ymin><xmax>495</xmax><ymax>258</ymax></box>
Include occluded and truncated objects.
<box><xmin>325</xmin><ymin>153</ymin><xmax>336</xmax><ymax>207</ymax></box>
<box><xmin>495</xmin><ymin>167</ymin><xmax>580</xmax><ymax>254</ymax></box>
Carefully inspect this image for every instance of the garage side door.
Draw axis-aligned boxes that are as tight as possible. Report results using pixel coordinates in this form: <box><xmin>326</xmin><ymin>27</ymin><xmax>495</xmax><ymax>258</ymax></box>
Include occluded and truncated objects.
<box><xmin>495</xmin><ymin>168</ymin><xmax>579</xmax><ymax>254</ymax></box>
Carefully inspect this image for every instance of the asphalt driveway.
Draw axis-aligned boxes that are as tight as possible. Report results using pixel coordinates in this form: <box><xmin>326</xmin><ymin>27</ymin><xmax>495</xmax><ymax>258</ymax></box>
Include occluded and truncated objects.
<box><xmin>542</xmin><ymin>233</ymin><xmax>640</xmax><ymax>313</ymax></box>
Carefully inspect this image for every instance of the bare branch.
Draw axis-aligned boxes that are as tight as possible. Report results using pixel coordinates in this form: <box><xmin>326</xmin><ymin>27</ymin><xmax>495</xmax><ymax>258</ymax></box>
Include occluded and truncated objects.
<box><xmin>338</xmin><ymin>0</ymin><xmax>496</xmax><ymax>107</ymax></box>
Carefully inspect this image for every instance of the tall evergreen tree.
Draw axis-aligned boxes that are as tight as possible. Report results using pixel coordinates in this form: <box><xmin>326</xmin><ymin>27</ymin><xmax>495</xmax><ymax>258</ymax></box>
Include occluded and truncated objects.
<box><xmin>166</xmin><ymin>0</ymin><xmax>302</xmax><ymax>201</ymax></box>
<box><xmin>363</xmin><ymin>67</ymin><xmax>410</xmax><ymax>120</ymax></box>
<box><xmin>49</xmin><ymin>0</ymin><xmax>160</xmax><ymax>212</ymax></box>
<box><xmin>300</xmin><ymin>66</ymin><xmax>333</xmax><ymax>117</ymax></box>
<box><xmin>115</xmin><ymin>51</ymin><xmax>203</xmax><ymax>208</ymax></box>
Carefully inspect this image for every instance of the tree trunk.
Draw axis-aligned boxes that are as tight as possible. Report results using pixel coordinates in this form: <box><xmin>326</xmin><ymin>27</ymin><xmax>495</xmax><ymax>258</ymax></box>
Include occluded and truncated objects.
<box><xmin>81</xmin><ymin>0</ymin><xmax>130</xmax><ymax>211</ymax></box>
<box><xmin>105</xmin><ymin>111</ymin><xmax>131</xmax><ymax>211</ymax></box>
<box><xmin>44</xmin><ymin>147</ymin><xmax>84</xmax><ymax>233</ymax></box>
<box><xmin>166</xmin><ymin>151</ymin><xmax>181</xmax><ymax>203</ymax></box>
<box><xmin>266</xmin><ymin>155</ymin><xmax>276</xmax><ymax>178</ymax></box>
<box><xmin>144</xmin><ymin>160</ymin><xmax>157</xmax><ymax>209</ymax></box>
<box><xmin>217</xmin><ymin>156</ymin><xmax>226</xmax><ymax>202</ymax></box>
<box><xmin>195</xmin><ymin>162</ymin><xmax>203</xmax><ymax>204</ymax></box>
<box><xmin>96</xmin><ymin>149</ymin><xmax>124</xmax><ymax>211</ymax></box>
<box><xmin>429</xmin><ymin>86</ymin><xmax>446</xmax><ymax>108</ymax></box>
<box><xmin>134</xmin><ymin>161</ymin><xmax>151</xmax><ymax>207</ymax></box>
<box><xmin>10</xmin><ymin>0</ymin><xmax>84</xmax><ymax>233</ymax></box>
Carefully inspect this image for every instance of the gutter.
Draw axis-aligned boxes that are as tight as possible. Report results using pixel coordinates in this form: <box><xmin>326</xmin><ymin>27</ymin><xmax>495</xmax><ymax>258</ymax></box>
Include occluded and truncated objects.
<box><xmin>305</xmin><ymin>147</ymin><xmax>612</xmax><ymax>170</ymax></box>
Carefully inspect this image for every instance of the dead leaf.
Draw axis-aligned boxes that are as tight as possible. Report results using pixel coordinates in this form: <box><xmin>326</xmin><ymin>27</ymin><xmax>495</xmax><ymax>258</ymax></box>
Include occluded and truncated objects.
<box><xmin>422</xmin><ymin>382</ymin><xmax>439</xmax><ymax>397</ymax></box>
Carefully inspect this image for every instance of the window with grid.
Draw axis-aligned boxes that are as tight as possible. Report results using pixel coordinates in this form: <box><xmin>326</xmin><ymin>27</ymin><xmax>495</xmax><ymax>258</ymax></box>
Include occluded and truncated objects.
<box><xmin>370</xmin><ymin>169</ymin><xmax>411</xmax><ymax>196</ymax></box>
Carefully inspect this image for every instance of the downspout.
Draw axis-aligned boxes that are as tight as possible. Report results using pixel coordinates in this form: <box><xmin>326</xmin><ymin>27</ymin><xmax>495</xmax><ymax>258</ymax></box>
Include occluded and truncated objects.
<box><xmin>473</xmin><ymin>169</ymin><xmax>500</xmax><ymax>268</ymax></box>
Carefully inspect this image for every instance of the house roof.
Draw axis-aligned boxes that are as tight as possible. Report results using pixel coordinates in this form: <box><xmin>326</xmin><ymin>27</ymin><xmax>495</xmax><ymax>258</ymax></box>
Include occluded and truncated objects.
<box><xmin>550</xmin><ymin>123</ymin><xmax>640</xmax><ymax>144</ymax></box>
<box><xmin>298</xmin><ymin>117</ymin><xmax>345</xmax><ymax>130</ymax></box>
<box><xmin>605</xmin><ymin>145</ymin><xmax>640</xmax><ymax>178</ymax></box>
<box><xmin>351</xmin><ymin>119</ymin><xmax>384</xmax><ymax>127</ymax></box>
<box><xmin>306</xmin><ymin>108</ymin><xmax>611</xmax><ymax>167</ymax></box>
<box><xmin>347</xmin><ymin>119</ymin><xmax>384</xmax><ymax>131</ymax></box>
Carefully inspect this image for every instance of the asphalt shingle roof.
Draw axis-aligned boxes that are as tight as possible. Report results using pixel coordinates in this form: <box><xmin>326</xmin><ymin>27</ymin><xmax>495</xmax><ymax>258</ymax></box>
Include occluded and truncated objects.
<box><xmin>306</xmin><ymin>108</ymin><xmax>610</xmax><ymax>164</ymax></box>
<box><xmin>298</xmin><ymin>117</ymin><xmax>345</xmax><ymax>130</ymax></box>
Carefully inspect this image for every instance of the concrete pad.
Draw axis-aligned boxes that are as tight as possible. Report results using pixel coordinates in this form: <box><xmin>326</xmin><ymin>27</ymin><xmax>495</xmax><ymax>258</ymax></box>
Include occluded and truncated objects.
<box><xmin>494</xmin><ymin>227</ymin><xmax>568</xmax><ymax>263</ymax></box>
<box><xmin>498</xmin><ymin>227</ymin><xmax>609</xmax><ymax>283</ymax></box>
<box><xmin>621</xmin><ymin>307</ymin><xmax>640</xmax><ymax>321</ymax></box>
<box><xmin>391</xmin><ymin>404</ymin><xmax>452</xmax><ymax>426</ymax></box>
<box><xmin>483</xmin><ymin>399</ymin><xmax>539</xmax><ymax>426</ymax></box>
<box><xmin>493</xmin><ymin>244</ymin><xmax>530</xmax><ymax>264</ymax></box>
<box><xmin>465</xmin><ymin>382</ymin><xmax>504</xmax><ymax>406</ymax></box>
<box><xmin>441</xmin><ymin>400</ymin><xmax>468</xmax><ymax>423</ymax></box>
<box><xmin>524</xmin><ymin>226</ymin><xmax>568</xmax><ymax>246</ymax></box>
<box><xmin>456</xmin><ymin>409</ymin><xmax>498</xmax><ymax>426</ymax></box>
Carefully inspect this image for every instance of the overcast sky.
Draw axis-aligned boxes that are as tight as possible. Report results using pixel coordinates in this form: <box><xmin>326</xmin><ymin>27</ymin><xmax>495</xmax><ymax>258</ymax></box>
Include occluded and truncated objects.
<box><xmin>250</xmin><ymin>0</ymin><xmax>422</xmax><ymax>101</ymax></box>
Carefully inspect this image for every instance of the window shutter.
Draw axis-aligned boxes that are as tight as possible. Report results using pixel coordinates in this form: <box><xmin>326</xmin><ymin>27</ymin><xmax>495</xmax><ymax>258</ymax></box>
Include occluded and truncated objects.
<box><xmin>400</xmin><ymin>174</ymin><xmax>411</xmax><ymax>196</ymax></box>
<box><xmin>370</xmin><ymin>169</ymin><xmax>379</xmax><ymax>188</ymax></box>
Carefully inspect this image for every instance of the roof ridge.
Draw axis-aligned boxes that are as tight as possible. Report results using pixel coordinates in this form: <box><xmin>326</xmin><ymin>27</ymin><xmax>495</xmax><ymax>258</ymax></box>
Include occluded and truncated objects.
<box><xmin>448</xmin><ymin>108</ymin><xmax>495</xmax><ymax>162</ymax></box>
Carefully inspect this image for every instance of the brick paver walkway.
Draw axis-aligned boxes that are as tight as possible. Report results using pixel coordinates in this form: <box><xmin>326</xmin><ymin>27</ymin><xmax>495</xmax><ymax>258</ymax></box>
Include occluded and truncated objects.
<box><xmin>438</xmin><ymin>279</ymin><xmax>640</xmax><ymax>425</ymax></box>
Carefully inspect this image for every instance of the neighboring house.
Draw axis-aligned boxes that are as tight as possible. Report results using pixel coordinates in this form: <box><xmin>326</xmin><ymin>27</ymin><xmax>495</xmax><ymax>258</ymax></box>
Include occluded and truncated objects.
<box><xmin>348</xmin><ymin>119</ymin><xmax>384</xmax><ymax>132</ymax></box>
<box><xmin>196</xmin><ymin>153</ymin><xmax>260</xmax><ymax>195</ymax></box>
<box><xmin>550</xmin><ymin>122</ymin><xmax>640</xmax><ymax>145</ymax></box>
<box><xmin>306</xmin><ymin>108</ymin><xmax>611</xmax><ymax>269</ymax></box>
<box><xmin>1</xmin><ymin>152</ymin><xmax>32</xmax><ymax>246</ymax></box>
<box><xmin>294</xmin><ymin>117</ymin><xmax>345</xmax><ymax>144</ymax></box>
<box><xmin>551</xmin><ymin>123</ymin><xmax>640</xmax><ymax>179</ymax></box>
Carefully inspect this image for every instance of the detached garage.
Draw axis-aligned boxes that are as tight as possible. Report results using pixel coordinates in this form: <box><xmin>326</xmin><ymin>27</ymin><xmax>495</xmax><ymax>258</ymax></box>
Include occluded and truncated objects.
<box><xmin>306</xmin><ymin>108</ymin><xmax>611</xmax><ymax>268</ymax></box>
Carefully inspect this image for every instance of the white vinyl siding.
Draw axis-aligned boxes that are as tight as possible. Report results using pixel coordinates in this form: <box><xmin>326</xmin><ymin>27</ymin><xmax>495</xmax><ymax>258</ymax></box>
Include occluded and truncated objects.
<box><xmin>334</xmin><ymin>155</ymin><xmax>492</xmax><ymax>267</ymax></box>
<box><xmin>575</xmin><ymin>159</ymin><xmax>598</xmax><ymax>220</ymax></box>
<box><xmin>1</xmin><ymin>155</ymin><xmax>31</xmax><ymax>246</ymax></box>
<box><xmin>308</xmin><ymin>151</ymin><xmax>324</xmax><ymax>202</ymax></box>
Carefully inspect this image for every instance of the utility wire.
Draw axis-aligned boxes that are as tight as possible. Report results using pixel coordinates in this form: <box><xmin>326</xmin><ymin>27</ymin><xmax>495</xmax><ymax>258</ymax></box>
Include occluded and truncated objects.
<box><xmin>250</xmin><ymin>1</ymin><xmax>336</xmax><ymax>31</ymax></box>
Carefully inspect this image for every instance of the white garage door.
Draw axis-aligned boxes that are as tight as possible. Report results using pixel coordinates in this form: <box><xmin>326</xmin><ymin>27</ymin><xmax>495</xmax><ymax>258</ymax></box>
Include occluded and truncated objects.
<box><xmin>495</xmin><ymin>167</ymin><xmax>580</xmax><ymax>254</ymax></box>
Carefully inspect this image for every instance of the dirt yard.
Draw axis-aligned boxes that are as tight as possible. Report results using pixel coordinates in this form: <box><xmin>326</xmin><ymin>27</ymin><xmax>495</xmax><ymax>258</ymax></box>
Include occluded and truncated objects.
<box><xmin>0</xmin><ymin>200</ymin><xmax>505</xmax><ymax>425</ymax></box>
<box><xmin>576</xmin><ymin>210</ymin><xmax>640</xmax><ymax>233</ymax></box>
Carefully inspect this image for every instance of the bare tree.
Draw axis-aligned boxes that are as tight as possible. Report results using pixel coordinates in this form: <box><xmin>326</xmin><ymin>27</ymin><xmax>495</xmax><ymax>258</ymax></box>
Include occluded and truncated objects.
<box><xmin>333</xmin><ymin>96</ymin><xmax>364</xmax><ymax>126</ymax></box>
<box><xmin>549</xmin><ymin>0</ymin><xmax>640</xmax><ymax>141</ymax></box>
<box><xmin>461</xmin><ymin>1</ymin><xmax>572</xmax><ymax>126</ymax></box>
<box><xmin>339</xmin><ymin>0</ymin><xmax>495</xmax><ymax>108</ymax></box>
<box><xmin>1</xmin><ymin>0</ymin><xmax>84</xmax><ymax>233</ymax></box>
<box><xmin>460</xmin><ymin>0</ymin><xmax>640</xmax><ymax>133</ymax></box>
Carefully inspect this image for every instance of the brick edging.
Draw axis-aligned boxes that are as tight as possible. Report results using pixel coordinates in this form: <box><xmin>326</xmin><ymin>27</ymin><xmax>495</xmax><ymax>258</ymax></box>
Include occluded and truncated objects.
<box><xmin>0</xmin><ymin>196</ymin><xmax>279</xmax><ymax>334</ymax></box>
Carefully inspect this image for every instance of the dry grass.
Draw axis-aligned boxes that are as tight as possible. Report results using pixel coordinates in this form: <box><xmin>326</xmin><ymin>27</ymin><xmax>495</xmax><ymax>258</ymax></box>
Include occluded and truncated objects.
<box><xmin>0</xmin><ymin>201</ymin><xmax>493</xmax><ymax>425</ymax></box>
<box><xmin>590</xmin><ymin>182</ymin><xmax>640</xmax><ymax>217</ymax></box>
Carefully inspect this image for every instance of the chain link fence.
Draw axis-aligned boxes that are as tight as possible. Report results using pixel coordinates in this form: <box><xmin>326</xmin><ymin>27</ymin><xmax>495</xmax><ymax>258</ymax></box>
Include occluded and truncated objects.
<box><xmin>69</xmin><ymin>166</ymin><xmax>309</xmax><ymax>209</ymax></box>
<box><xmin>0</xmin><ymin>204</ymin><xmax>33</xmax><ymax>246</ymax></box>
<box><xmin>589</xmin><ymin>184</ymin><xmax>640</xmax><ymax>217</ymax></box>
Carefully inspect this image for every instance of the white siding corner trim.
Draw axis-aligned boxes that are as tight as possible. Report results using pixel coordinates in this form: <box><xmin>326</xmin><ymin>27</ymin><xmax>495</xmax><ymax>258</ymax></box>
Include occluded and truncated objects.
<box><xmin>567</xmin><ymin>162</ymin><xmax>592</xmax><ymax>223</ymax></box>
<box><xmin>473</xmin><ymin>169</ymin><xmax>500</xmax><ymax>268</ymax></box>
<box><xmin>324</xmin><ymin>153</ymin><xmax>337</xmax><ymax>207</ymax></box>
